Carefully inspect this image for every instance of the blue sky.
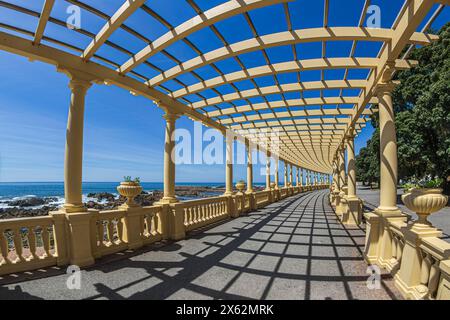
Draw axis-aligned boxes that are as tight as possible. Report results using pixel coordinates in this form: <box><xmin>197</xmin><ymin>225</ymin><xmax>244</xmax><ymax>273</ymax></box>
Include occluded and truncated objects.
<box><xmin>0</xmin><ymin>0</ymin><xmax>448</xmax><ymax>183</ymax></box>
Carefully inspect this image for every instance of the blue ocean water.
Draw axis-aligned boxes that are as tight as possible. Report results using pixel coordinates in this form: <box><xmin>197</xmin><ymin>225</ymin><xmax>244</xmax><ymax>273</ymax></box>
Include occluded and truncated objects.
<box><xmin>0</xmin><ymin>182</ymin><xmax>227</xmax><ymax>199</ymax></box>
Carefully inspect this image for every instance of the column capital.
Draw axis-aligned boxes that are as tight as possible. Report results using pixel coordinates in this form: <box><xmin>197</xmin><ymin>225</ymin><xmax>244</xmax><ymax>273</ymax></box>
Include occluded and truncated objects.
<box><xmin>58</xmin><ymin>67</ymin><xmax>99</xmax><ymax>87</ymax></box>
<box><xmin>374</xmin><ymin>80</ymin><xmax>400</xmax><ymax>96</ymax></box>
<box><xmin>345</xmin><ymin>128</ymin><xmax>357</xmax><ymax>141</ymax></box>
<box><xmin>154</xmin><ymin>101</ymin><xmax>182</xmax><ymax>120</ymax></box>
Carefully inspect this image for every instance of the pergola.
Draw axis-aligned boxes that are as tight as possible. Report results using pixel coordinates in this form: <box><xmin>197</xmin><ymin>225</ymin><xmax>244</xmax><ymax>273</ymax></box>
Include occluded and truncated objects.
<box><xmin>1</xmin><ymin>1</ymin><xmax>450</xmax><ymax>300</ymax></box>
<box><xmin>0</xmin><ymin>0</ymin><xmax>445</xmax><ymax>206</ymax></box>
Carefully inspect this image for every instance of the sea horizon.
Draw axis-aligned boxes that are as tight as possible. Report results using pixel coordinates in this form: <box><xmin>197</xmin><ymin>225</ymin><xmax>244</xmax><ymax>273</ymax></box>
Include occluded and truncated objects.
<box><xmin>0</xmin><ymin>181</ymin><xmax>266</xmax><ymax>201</ymax></box>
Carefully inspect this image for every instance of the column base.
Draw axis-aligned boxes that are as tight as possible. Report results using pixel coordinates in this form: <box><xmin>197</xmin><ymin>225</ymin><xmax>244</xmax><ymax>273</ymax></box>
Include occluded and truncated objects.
<box><xmin>374</xmin><ymin>207</ymin><xmax>408</xmax><ymax>268</ymax></box>
<box><xmin>61</xmin><ymin>203</ymin><xmax>87</xmax><ymax>214</ymax></box>
<box><xmin>155</xmin><ymin>196</ymin><xmax>179</xmax><ymax>205</ymax></box>
<box><xmin>341</xmin><ymin>196</ymin><xmax>362</xmax><ymax>225</ymax></box>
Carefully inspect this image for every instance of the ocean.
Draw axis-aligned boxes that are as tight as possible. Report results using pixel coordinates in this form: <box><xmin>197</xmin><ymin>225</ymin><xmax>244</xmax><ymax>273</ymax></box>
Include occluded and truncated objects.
<box><xmin>0</xmin><ymin>182</ymin><xmax>265</xmax><ymax>209</ymax></box>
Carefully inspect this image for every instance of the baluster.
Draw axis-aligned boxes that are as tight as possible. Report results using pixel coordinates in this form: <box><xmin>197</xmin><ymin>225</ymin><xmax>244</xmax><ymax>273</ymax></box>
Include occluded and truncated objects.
<box><xmin>428</xmin><ymin>259</ymin><xmax>440</xmax><ymax>299</ymax></box>
<box><xmin>27</xmin><ymin>227</ymin><xmax>37</xmax><ymax>259</ymax></box>
<box><xmin>0</xmin><ymin>229</ymin><xmax>11</xmax><ymax>264</ymax></box>
<box><xmin>13</xmin><ymin>228</ymin><xmax>24</xmax><ymax>262</ymax></box>
<box><xmin>153</xmin><ymin>213</ymin><xmax>159</xmax><ymax>235</ymax></box>
<box><xmin>183</xmin><ymin>208</ymin><xmax>188</xmax><ymax>225</ymax></box>
<box><xmin>117</xmin><ymin>219</ymin><xmax>124</xmax><ymax>243</ymax></box>
<box><xmin>42</xmin><ymin>225</ymin><xmax>51</xmax><ymax>257</ymax></box>
<box><xmin>396</xmin><ymin>238</ymin><xmax>403</xmax><ymax>261</ymax></box>
<box><xmin>188</xmin><ymin>208</ymin><xmax>193</xmax><ymax>225</ymax></box>
<box><xmin>107</xmin><ymin>220</ymin><xmax>115</xmax><ymax>244</ymax></box>
<box><xmin>200</xmin><ymin>205</ymin><xmax>205</xmax><ymax>222</ymax></box>
<box><xmin>97</xmin><ymin>221</ymin><xmax>105</xmax><ymax>247</ymax></box>
<box><xmin>391</xmin><ymin>234</ymin><xmax>397</xmax><ymax>261</ymax></box>
<box><xmin>420</xmin><ymin>253</ymin><xmax>433</xmax><ymax>289</ymax></box>
<box><xmin>143</xmin><ymin>215</ymin><xmax>149</xmax><ymax>237</ymax></box>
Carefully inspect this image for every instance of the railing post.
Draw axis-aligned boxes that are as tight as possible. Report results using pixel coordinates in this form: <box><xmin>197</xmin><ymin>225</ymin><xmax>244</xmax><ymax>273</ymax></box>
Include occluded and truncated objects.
<box><xmin>121</xmin><ymin>205</ymin><xmax>144</xmax><ymax>250</ymax></box>
<box><xmin>168</xmin><ymin>203</ymin><xmax>186</xmax><ymax>240</ymax></box>
<box><xmin>437</xmin><ymin>260</ymin><xmax>450</xmax><ymax>299</ymax></box>
<box><xmin>50</xmin><ymin>212</ymin><xmax>69</xmax><ymax>266</ymax></box>
<box><xmin>65</xmin><ymin>211</ymin><xmax>95</xmax><ymax>267</ymax></box>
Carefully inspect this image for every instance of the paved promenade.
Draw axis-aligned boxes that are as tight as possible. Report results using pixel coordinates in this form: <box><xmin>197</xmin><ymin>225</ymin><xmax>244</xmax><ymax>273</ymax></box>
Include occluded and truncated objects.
<box><xmin>357</xmin><ymin>186</ymin><xmax>450</xmax><ymax>239</ymax></box>
<box><xmin>0</xmin><ymin>190</ymin><xmax>401</xmax><ymax>300</ymax></box>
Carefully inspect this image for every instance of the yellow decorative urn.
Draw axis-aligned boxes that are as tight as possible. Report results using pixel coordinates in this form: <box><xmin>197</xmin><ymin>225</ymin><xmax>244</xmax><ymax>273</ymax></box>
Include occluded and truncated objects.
<box><xmin>401</xmin><ymin>188</ymin><xmax>448</xmax><ymax>226</ymax></box>
<box><xmin>235</xmin><ymin>181</ymin><xmax>246</xmax><ymax>193</ymax></box>
<box><xmin>117</xmin><ymin>179</ymin><xmax>142</xmax><ymax>206</ymax></box>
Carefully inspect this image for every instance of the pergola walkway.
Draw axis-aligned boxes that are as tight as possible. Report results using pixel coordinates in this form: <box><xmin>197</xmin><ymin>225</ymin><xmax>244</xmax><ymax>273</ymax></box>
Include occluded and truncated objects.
<box><xmin>0</xmin><ymin>190</ymin><xmax>401</xmax><ymax>300</ymax></box>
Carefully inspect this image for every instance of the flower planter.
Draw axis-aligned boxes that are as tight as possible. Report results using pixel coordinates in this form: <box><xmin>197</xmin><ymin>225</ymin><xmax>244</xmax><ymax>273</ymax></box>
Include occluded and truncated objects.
<box><xmin>401</xmin><ymin>188</ymin><xmax>448</xmax><ymax>226</ymax></box>
<box><xmin>235</xmin><ymin>182</ymin><xmax>246</xmax><ymax>193</ymax></box>
<box><xmin>270</xmin><ymin>182</ymin><xmax>276</xmax><ymax>189</ymax></box>
<box><xmin>117</xmin><ymin>181</ymin><xmax>143</xmax><ymax>206</ymax></box>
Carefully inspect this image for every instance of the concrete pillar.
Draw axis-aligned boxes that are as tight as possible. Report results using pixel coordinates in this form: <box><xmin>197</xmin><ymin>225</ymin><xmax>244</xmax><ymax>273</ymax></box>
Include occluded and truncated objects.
<box><xmin>300</xmin><ymin>168</ymin><xmax>304</xmax><ymax>186</ymax></box>
<box><xmin>338</xmin><ymin>145</ymin><xmax>346</xmax><ymax>189</ymax></box>
<box><xmin>284</xmin><ymin>161</ymin><xmax>288</xmax><ymax>187</ymax></box>
<box><xmin>225</xmin><ymin>133</ymin><xmax>234</xmax><ymax>196</ymax></box>
<box><xmin>376</xmin><ymin>82</ymin><xmax>400</xmax><ymax>212</ymax></box>
<box><xmin>246</xmin><ymin>139</ymin><xmax>253</xmax><ymax>194</ymax></box>
<box><xmin>346</xmin><ymin>130</ymin><xmax>357</xmax><ymax>197</ymax></box>
<box><xmin>342</xmin><ymin>129</ymin><xmax>362</xmax><ymax>225</ymax></box>
<box><xmin>160</xmin><ymin>108</ymin><xmax>180</xmax><ymax>203</ymax></box>
<box><xmin>274</xmin><ymin>158</ymin><xmax>279</xmax><ymax>190</ymax></box>
<box><xmin>265</xmin><ymin>150</ymin><xmax>271</xmax><ymax>190</ymax></box>
<box><xmin>364</xmin><ymin>80</ymin><xmax>406</xmax><ymax>267</ymax></box>
<box><xmin>63</xmin><ymin>77</ymin><xmax>92</xmax><ymax>213</ymax></box>
<box><xmin>289</xmin><ymin>163</ymin><xmax>293</xmax><ymax>186</ymax></box>
<box><xmin>296</xmin><ymin>167</ymin><xmax>300</xmax><ymax>187</ymax></box>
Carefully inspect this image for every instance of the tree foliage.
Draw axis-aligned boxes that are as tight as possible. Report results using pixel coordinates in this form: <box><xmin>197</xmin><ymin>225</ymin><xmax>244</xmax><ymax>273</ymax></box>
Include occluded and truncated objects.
<box><xmin>356</xmin><ymin>23</ymin><xmax>450</xmax><ymax>193</ymax></box>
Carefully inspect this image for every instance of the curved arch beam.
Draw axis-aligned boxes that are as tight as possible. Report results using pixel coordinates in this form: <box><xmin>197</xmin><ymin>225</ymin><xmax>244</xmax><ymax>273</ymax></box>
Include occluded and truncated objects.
<box><xmin>83</xmin><ymin>0</ymin><xmax>147</xmax><ymax>60</ymax></box>
<box><xmin>152</xmin><ymin>28</ymin><xmax>436</xmax><ymax>87</ymax></box>
<box><xmin>213</xmin><ymin>106</ymin><xmax>373</xmax><ymax>121</ymax></box>
<box><xmin>118</xmin><ymin>0</ymin><xmax>290</xmax><ymax>74</ymax></box>
<box><xmin>188</xmin><ymin>80</ymin><xmax>367</xmax><ymax>108</ymax></box>
<box><xmin>220</xmin><ymin>108</ymin><xmax>372</xmax><ymax>126</ymax></box>
<box><xmin>170</xmin><ymin>58</ymin><xmax>416</xmax><ymax>98</ymax></box>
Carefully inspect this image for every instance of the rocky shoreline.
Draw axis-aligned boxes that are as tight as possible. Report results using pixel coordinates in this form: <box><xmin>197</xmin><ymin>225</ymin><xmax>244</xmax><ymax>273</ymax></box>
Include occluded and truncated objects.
<box><xmin>0</xmin><ymin>186</ymin><xmax>231</xmax><ymax>219</ymax></box>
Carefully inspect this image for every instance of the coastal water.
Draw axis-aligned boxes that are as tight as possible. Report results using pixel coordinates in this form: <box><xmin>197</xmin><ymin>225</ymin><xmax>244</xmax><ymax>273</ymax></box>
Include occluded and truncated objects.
<box><xmin>0</xmin><ymin>182</ymin><xmax>225</xmax><ymax>199</ymax></box>
<box><xmin>0</xmin><ymin>182</ymin><xmax>265</xmax><ymax>209</ymax></box>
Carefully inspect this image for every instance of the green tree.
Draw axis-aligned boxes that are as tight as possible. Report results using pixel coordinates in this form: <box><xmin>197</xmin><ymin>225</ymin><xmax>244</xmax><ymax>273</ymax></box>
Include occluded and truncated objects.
<box><xmin>356</xmin><ymin>23</ymin><xmax>450</xmax><ymax>194</ymax></box>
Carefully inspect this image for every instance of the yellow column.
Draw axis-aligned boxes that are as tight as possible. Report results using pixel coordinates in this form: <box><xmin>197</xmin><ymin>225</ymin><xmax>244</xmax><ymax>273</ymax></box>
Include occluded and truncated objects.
<box><xmin>376</xmin><ymin>82</ymin><xmax>400</xmax><ymax>212</ymax></box>
<box><xmin>300</xmin><ymin>168</ymin><xmax>304</xmax><ymax>186</ymax></box>
<box><xmin>296</xmin><ymin>167</ymin><xmax>300</xmax><ymax>187</ymax></box>
<box><xmin>274</xmin><ymin>158</ymin><xmax>279</xmax><ymax>190</ymax></box>
<box><xmin>289</xmin><ymin>163</ymin><xmax>293</xmax><ymax>186</ymax></box>
<box><xmin>225</xmin><ymin>133</ymin><xmax>234</xmax><ymax>195</ymax></box>
<box><xmin>284</xmin><ymin>161</ymin><xmax>288</xmax><ymax>187</ymax></box>
<box><xmin>339</xmin><ymin>145</ymin><xmax>346</xmax><ymax>189</ymax></box>
<box><xmin>160</xmin><ymin>108</ymin><xmax>180</xmax><ymax>203</ymax></box>
<box><xmin>265</xmin><ymin>150</ymin><xmax>271</xmax><ymax>190</ymax></box>
<box><xmin>346</xmin><ymin>130</ymin><xmax>357</xmax><ymax>197</ymax></box>
<box><xmin>63</xmin><ymin>77</ymin><xmax>92</xmax><ymax>213</ymax></box>
<box><xmin>246</xmin><ymin>139</ymin><xmax>253</xmax><ymax>194</ymax></box>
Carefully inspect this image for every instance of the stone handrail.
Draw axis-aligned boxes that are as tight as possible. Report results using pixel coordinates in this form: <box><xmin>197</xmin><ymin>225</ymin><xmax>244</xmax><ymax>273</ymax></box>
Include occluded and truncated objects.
<box><xmin>91</xmin><ymin>209</ymin><xmax>128</xmax><ymax>258</ymax></box>
<box><xmin>171</xmin><ymin>196</ymin><xmax>229</xmax><ymax>232</ymax></box>
<box><xmin>0</xmin><ymin>185</ymin><xmax>330</xmax><ymax>277</ymax></box>
<box><xmin>0</xmin><ymin>215</ymin><xmax>59</xmax><ymax>276</ymax></box>
<box><xmin>255</xmin><ymin>190</ymin><xmax>271</xmax><ymax>208</ymax></box>
<box><xmin>363</xmin><ymin>201</ymin><xmax>450</xmax><ymax>300</ymax></box>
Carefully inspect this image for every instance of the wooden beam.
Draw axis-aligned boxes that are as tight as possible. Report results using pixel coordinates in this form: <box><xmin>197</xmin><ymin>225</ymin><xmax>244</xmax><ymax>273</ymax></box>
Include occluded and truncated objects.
<box><xmin>83</xmin><ymin>0</ymin><xmax>146</xmax><ymax>60</ymax></box>
<box><xmin>33</xmin><ymin>0</ymin><xmax>55</xmax><ymax>45</ymax></box>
